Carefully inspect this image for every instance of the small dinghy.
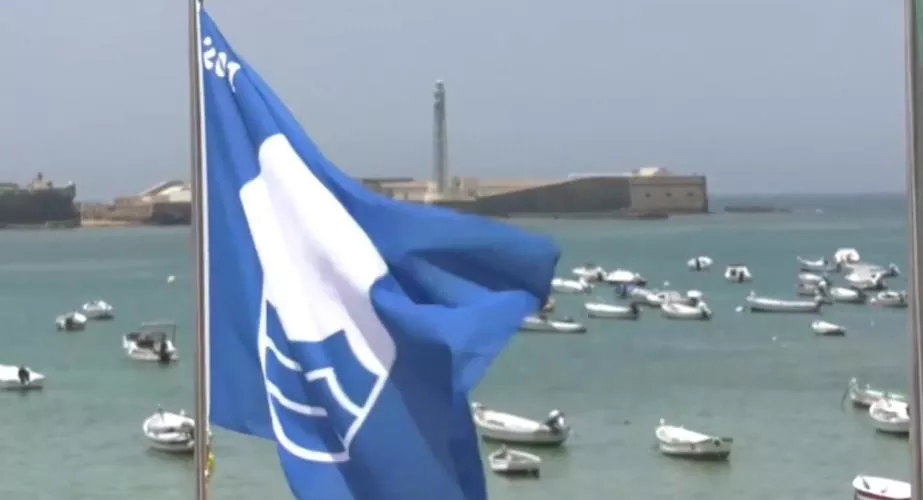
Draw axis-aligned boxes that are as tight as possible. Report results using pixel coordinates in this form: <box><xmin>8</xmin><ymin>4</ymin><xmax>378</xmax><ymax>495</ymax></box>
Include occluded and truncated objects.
<box><xmin>654</xmin><ymin>419</ymin><xmax>732</xmax><ymax>460</ymax></box>
<box><xmin>584</xmin><ymin>301</ymin><xmax>640</xmax><ymax>319</ymax></box>
<box><xmin>843</xmin><ymin>378</ymin><xmax>907</xmax><ymax>408</ymax></box>
<box><xmin>520</xmin><ymin>315</ymin><xmax>586</xmax><ymax>333</ymax></box>
<box><xmin>123</xmin><ymin>322</ymin><xmax>179</xmax><ymax>363</ymax></box>
<box><xmin>745</xmin><ymin>292</ymin><xmax>823</xmax><ymax>313</ymax></box>
<box><xmin>797</xmin><ymin>256</ymin><xmax>838</xmax><ymax>272</ymax></box>
<box><xmin>797</xmin><ymin>272</ymin><xmax>828</xmax><ymax>285</ymax></box>
<box><xmin>687</xmin><ymin>256</ymin><xmax>713</xmax><ymax>271</ymax></box>
<box><xmin>652</xmin><ymin>290</ymin><xmax>702</xmax><ymax>307</ymax></box>
<box><xmin>869</xmin><ymin>398</ymin><xmax>910</xmax><ymax>435</ymax></box>
<box><xmin>81</xmin><ymin>299</ymin><xmax>114</xmax><ymax>320</ymax></box>
<box><xmin>617</xmin><ymin>285</ymin><xmax>660</xmax><ymax>305</ymax></box>
<box><xmin>724</xmin><ymin>265</ymin><xmax>752</xmax><ymax>283</ymax></box>
<box><xmin>572</xmin><ymin>264</ymin><xmax>606</xmax><ymax>282</ymax></box>
<box><xmin>142</xmin><ymin>408</ymin><xmax>205</xmax><ymax>454</ymax></box>
<box><xmin>796</xmin><ymin>282</ymin><xmax>822</xmax><ymax>297</ymax></box>
<box><xmin>488</xmin><ymin>446</ymin><xmax>541</xmax><ymax>477</ymax></box>
<box><xmin>870</xmin><ymin>291</ymin><xmax>908</xmax><ymax>309</ymax></box>
<box><xmin>852</xmin><ymin>475</ymin><xmax>911</xmax><ymax>500</ymax></box>
<box><xmin>825</xmin><ymin>285</ymin><xmax>865</xmax><ymax>304</ymax></box>
<box><xmin>811</xmin><ymin>320</ymin><xmax>845</xmax><ymax>336</ymax></box>
<box><xmin>55</xmin><ymin>311</ymin><xmax>87</xmax><ymax>331</ymax></box>
<box><xmin>551</xmin><ymin>277</ymin><xmax>592</xmax><ymax>294</ymax></box>
<box><xmin>603</xmin><ymin>269</ymin><xmax>647</xmax><ymax>286</ymax></box>
<box><xmin>471</xmin><ymin>403</ymin><xmax>570</xmax><ymax>446</ymax></box>
<box><xmin>661</xmin><ymin>301</ymin><xmax>712</xmax><ymax>320</ymax></box>
<box><xmin>0</xmin><ymin>364</ymin><xmax>44</xmax><ymax>391</ymax></box>
<box><xmin>834</xmin><ymin>247</ymin><xmax>861</xmax><ymax>265</ymax></box>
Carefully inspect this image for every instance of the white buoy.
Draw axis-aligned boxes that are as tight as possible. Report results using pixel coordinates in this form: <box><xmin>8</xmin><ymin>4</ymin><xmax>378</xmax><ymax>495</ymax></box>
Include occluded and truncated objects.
<box><xmin>167</xmin><ymin>275</ymin><xmax>176</xmax><ymax>284</ymax></box>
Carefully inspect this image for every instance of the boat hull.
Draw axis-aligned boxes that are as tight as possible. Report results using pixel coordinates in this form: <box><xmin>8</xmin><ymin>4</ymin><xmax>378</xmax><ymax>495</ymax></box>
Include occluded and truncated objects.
<box><xmin>0</xmin><ymin>379</ymin><xmax>44</xmax><ymax>391</ymax></box>
<box><xmin>656</xmin><ymin>438</ymin><xmax>732</xmax><ymax>460</ymax></box>
<box><xmin>584</xmin><ymin>303</ymin><xmax>638</xmax><ymax>319</ymax></box>
<box><xmin>478</xmin><ymin>427</ymin><xmax>568</xmax><ymax>446</ymax></box>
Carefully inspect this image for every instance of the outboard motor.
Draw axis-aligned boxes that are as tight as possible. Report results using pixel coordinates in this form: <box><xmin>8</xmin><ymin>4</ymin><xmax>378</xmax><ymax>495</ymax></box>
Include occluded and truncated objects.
<box><xmin>545</xmin><ymin>409</ymin><xmax>565</xmax><ymax>432</ymax></box>
<box><xmin>64</xmin><ymin>317</ymin><xmax>74</xmax><ymax>330</ymax></box>
<box><xmin>17</xmin><ymin>366</ymin><xmax>29</xmax><ymax>385</ymax></box>
<box><xmin>157</xmin><ymin>342</ymin><xmax>171</xmax><ymax>364</ymax></box>
<box><xmin>629</xmin><ymin>302</ymin><xmax>640</xmax><ymax>316</ymax></box>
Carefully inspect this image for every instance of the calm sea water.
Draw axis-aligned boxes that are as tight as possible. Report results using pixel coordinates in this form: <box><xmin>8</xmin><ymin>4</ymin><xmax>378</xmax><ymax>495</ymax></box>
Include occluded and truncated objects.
<box><xmin>0</xmin><ymin>193</ymin><xmax>912</xmax><ymax>499</ymax></box>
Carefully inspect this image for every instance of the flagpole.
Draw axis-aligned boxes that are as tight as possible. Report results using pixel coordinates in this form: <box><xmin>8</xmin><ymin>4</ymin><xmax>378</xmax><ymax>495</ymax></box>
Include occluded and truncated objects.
<box><xmin>187</xmin><ymin>0</ymin><xmax>210</xmax><ymax>499</ymax></box>
<box><xmin>905</xmin><ymin>1</ymin><xmax>923</xmax><ymax>498</ymax></box>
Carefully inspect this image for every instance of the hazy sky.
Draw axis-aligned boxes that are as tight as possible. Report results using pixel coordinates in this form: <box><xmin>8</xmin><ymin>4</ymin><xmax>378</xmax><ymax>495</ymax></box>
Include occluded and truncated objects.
<box><xmin>0</xmin><ymin>0</ymin><xmax>907</xmax><ymax>199</ymax></box>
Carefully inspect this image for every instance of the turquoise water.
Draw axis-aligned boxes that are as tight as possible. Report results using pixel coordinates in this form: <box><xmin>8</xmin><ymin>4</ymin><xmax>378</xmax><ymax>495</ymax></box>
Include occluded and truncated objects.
<box><xmin>0</xmin><ymin>194</ymin><xmax>912</xmax><ymax>499</ymax></box>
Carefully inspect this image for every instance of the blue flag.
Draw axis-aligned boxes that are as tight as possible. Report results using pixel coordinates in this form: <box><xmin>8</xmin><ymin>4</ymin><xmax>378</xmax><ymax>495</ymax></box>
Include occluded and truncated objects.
<box><xmin>199</xmin><ymin>8</ymin><xmax>560</xmax><ymax>500</ymax></box>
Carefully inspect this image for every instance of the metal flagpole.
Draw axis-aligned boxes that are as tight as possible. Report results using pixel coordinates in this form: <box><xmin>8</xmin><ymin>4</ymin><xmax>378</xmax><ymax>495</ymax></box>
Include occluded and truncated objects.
<box><xmin>187</xmin><ymin>0</ymin><xmax>210</xmax><ymax>498</ymax></box>
<box><xmin>905</xmin><ymin>1</ymin><xmax>923</xmax><ymax>498</ymax></box>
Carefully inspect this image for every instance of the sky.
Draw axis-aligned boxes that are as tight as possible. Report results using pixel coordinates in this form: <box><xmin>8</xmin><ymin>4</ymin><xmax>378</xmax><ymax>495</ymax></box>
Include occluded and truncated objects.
<box><xmin>0</xmin><ymin>0</ymin><xmax>908</xmax><ymax>199</ymax></box>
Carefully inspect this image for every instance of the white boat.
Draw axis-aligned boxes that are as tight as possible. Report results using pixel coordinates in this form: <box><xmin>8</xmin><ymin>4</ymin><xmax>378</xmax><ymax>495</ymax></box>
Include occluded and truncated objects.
<box><xmin>55</xmin><ymin>311</ymin><xmax>87</xmax><ymax>331</ymax></box>
<box><xmin>869</xmin><ymin>398</ymin><xmax>910</xmax><ymax>435</ymax></box>
<box><xmin>661</xmin><ymin>301</ymin><xmax>712</xmax><ymax>320</ymax></box>
<box><xmin>825</xmin><ymin>285</ymin><xmax>865</xmax><ymax>304</ymax></box>
<box><xmin>797</xmin><ymin>272</ymin><xmax>826</xmax><ymax>285</ymax></box>
<box><xmin>834</xmin><ymin>247</ymin><xmax>861</xmax><ymax>265</ymax></box>
<box><xmin>724</xmin><ymin>265</ymin><xmax>752</xmax><ymax>283</ymax></box>
<box><xmin>471</xmin><ymin>403</ymin><xmax>570</xmax><ymax>446</ymax></box>
<box><xmin>603</xmin><ymin>269</ymin><xmax>647</xmax><ymax>286</ymax></box>
<box><xmin>796</xmin><ymin>282</ymin><xmax>822</xmax><ymax>297</ymax></box>
<box><xmin>811</xmin><ymin>320</ymin><xmax>845</xmax><ymax>336</ymax></box>
<box><xmin>551</xmin><ymin>277</ymin><xmax>592</xmax><ymax>294</ymax></box>
<box><xmin>844</xmin><ymin>378</ymin><xmax>907</xmax><ymax>408</ymax></box>
<box><xmin>845</xmin><ymin>262</ymin><xmax>901</xmax><ymax>278</ymax></box>
<box><xmin>520</xmin><ymin>315</ymin><xmax>586</xmax><ymax>333</ymax></box>
<box><xmin>687</xmin><ymin>256</ymin><xmax>712</xmax><ymax>271</ymax></box>
<box><xmin>870</xmin><ymin>291</ymin><xmax>908</xmax><ymax>309</ymax></box>
<box><xmin>571</xmin><ymin>264</ymin><xmax>606</xmax><ymax>282</ymax></box>
<box><xmin>584</xmin><ymin>301</ymin><xmax>640</xmax><ymax>319</ymax></box>
<box><xmin>123</xmin><ymin>322</ymin><xmax>179</xmax><ymax>362</ymax></box>
<box><xmin>745</xmin><ymin>292</ymin><xmax>823</xmax><ymax>313</ymax></box>
<box><xmin>81</xmin><ymin>299</ymin><xmax>114</xmax><ymax>320</ymax></box>
<box><xmin>142</xmin><ymin>408</ymin><xmax>204</xmax><ymax>454</ymax></box>
<box><xmin>654</xmin><ymin>419</ymin><xmax>732</xmax><ymax>460</ymax></box>
<box><xmin>845</xmin><ymin>270</ymin><xmax>888</xmax><ymax>291</ymax></box>
<box><xmin>488</xmin><ymin>446</ymin><xmax>541</xmax><ymax>477</ymax></box>
<box><xmin>797</xmin><ymin>256</ymin><xmax>838</xmax><ymax>272</ymax></box>
<box><xmin>0</xmin><ymin>364</ymin><xmax>44</xmax><ymax>391</ymax></box>
<box><xmin>852</xmin><ymin>475</ymin><xmax>911</xmax><ymax>500</ymax></box>
<box><xmin>617</xmin><ymin>285</ymin><xmax>660</xmax><ymax>305</ymax></box>
<box><xmin>652</xmin><ymin>290</ymin><xmax>701</xmax><ymax>307</ymax></box>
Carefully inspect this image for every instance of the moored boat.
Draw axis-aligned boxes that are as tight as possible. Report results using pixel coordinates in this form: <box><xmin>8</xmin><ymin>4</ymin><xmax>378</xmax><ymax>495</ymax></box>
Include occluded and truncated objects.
<box><xmin>852</xmin><ymin>475</ymin><xmax>910</xmax><ymax>500</ymax></box>
<box><xmin>687</xmin><ymin>256</ymin><xmax>713</xmax><ymax>271</ymax></box>
<box><xmin>868</xmin><ymin>398</ymin><xmax>910</xmax><ymax>435</ymax></box>
<box><xmin>471</xmin><ymin>403</ymin><xmax>570</xmax><ymax>446</ymax></box>
<box><xmin>654</xmin><ymin>419</ymin><xmax>732</xmax><ymax>460</ymax></box>
<box><xmin>55</xmin><ymin>311</ymin><xmax>87</xmax><ymax>332</ymax></box>
<box><xmin>843</xmin><ymin>378</ymin><xmax>906</xmax><ymax>408</ymax></box>
<box><xmin>81</xmin><ymin>299</ymin><xmax>114</xmax><ymax>320</ymax></box>
<box><xmin>584</xmin><ymin>301</ymin><xmax>640</xmax><ymax>319</ymax></box>
<box><xmin>870</xmin><ymin>291</ymin><xmax>908</xmax><ymax>309</ymax></box>
<box><xmin>0</xmin><ymin>364</ymin><xmax>44</xmax><ymax>391</ymax></box>
<box><xmin>520</xmin><ymin>315</ymin><xmax>586</xmax><ymax>333</ymax></box>
<box><xmin>745</xmin><ymin>292</ymin><xmax>823</xmax><ymax>313</ymax></box>
<box><xmin>724</xmin><ymin>265</ymin><xmax>752</xmax><ymax>283</ymax></box>
<box><xmin>811</xmin><ymin>320</ymin><xmax>845</xmax><ymax>336</ymax></box>
<box><xmin>123</xmin><ymin>322</ymin><xmax>179</xmax><ymax>363</ymax></box>
<box><xmin>487</xmin><ymin>446</ymin><xmax>541</xmax><ymax>477</ymax></box>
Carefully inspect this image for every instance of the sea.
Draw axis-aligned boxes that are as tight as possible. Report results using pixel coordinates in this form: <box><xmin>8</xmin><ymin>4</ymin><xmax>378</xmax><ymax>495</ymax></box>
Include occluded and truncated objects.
<box><xmin>0</xmin><ymin>193</ymin><xmax>912</xmax><ymax>499</ymax></box>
